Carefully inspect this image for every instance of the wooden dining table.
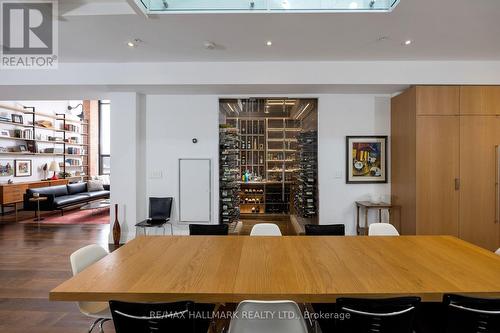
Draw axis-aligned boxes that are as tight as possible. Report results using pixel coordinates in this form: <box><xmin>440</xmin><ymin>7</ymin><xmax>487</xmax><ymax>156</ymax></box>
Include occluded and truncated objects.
<box><xmin>50</xmin><ymin>235</ymin><xmax>500</xmax><ymax>303</ymax></box>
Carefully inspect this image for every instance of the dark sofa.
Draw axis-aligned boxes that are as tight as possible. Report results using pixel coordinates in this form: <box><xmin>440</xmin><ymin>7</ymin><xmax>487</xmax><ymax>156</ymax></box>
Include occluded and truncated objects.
<box><xmin>23</xmin><ymin>182</ymin><xmax>110</xmax><ymax>215</ymax></box>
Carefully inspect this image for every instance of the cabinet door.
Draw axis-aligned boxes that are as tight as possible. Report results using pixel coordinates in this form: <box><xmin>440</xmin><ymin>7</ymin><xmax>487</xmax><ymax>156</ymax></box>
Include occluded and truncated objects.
<box><xmin>460</xmin><ymin>86</ymin><xmax>500</xmax><ymax>115</ymax></box>
<box><xmin>416</xmin><ymin>86</ymin><xmax>460</xmax><ymax>115</ymax></box>
<box><xmin>416</xmin><ymin>116</ymin><xmax>460</xmax><ymax>236</ymax></box>
<box><xmin>459</xmin><ymin>116</ymin><xmax>500</xmax><ymax>250</ymax></box>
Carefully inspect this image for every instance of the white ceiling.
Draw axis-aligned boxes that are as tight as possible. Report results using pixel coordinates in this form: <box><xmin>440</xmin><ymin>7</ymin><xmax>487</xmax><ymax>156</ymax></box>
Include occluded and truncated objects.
<box><xmin>42</xmin><ymin>0</ymin><xmax>500</xmax><ymax>62</ymax></box>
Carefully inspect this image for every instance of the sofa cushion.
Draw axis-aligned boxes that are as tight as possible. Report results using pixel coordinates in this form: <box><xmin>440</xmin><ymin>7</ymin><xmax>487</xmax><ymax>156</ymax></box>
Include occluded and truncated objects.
<box><xmin>87</xmin><ymin>180</ymin><xmax>104</xmax><ymax>192</ymax></box>
<box><xmin>28</xmin><ymin>185</ymin><xmax>68</xmax><ymax>197</ymax></box>
<box><xmin>53</xmin><ymin>194</ymin><xmax>89</xmax><ymax>207</ymax></box>
<box><xmin>67</xmin><ymin>182</ymin><xmax>87</xmax><ymax>195</ymax></box>
<box><xmin>81</xmin><ymin>190</ymin><xmax>110</xmax><ymax>198</ymax></box>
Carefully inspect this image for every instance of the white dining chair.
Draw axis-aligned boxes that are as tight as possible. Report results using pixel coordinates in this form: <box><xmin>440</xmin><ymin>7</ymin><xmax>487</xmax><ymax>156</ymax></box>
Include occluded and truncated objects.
<box><xmin>495</xmin><ymin>248</ymin><xmax>500</xmax><ymax>256</ymax></box>
<box><xmin>250</xmin><ymin>223</ymin><xmax>282</xmax><ymax>236</ymax></box>
<box><xmin>70</xmin><ymin>244</ymin><xmax>112</xmax><ymax>333</ymax></box>
<box><xmin>368</xmin><ymin>223</ymin><xmax>400</xmax><ymax>236</ymax></box>
<box><xmin>228</xmin><ymin>300</ymin><xmax>308</xmax><ymax>333</ymax></box>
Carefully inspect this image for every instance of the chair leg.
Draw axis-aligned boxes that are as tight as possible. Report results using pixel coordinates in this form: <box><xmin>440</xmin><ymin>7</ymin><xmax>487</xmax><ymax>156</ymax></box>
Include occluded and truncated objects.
<box><xmin>99</xmin><ymin>318</ymin><xmax>110</xmax><ymax>333</ymax></box>
<box><xmin>88</xmin><ymin>318</ymin><xmax>103</xmax><ymax>333</ymax></box>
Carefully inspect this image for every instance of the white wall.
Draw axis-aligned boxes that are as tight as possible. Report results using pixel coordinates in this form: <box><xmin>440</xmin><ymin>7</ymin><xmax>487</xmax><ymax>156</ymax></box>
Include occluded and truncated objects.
<box><xmin>109</xmin><ymin>93</ymin><xmax>146</xmax><ymax>242</ymax></box>
<box><xmin>137</xmin><ymin>93</ymin><xmax>389</xmax><ymax>235</ymax></box>
<box><xmin>145</xmin><ymin>95</ymin><xmax>219</xmax><ymax>229</ymax></box>
<box><xmin>318</xmin><ymin>95</ymin><xmax>391</xmax><ymax>235</ymax></box>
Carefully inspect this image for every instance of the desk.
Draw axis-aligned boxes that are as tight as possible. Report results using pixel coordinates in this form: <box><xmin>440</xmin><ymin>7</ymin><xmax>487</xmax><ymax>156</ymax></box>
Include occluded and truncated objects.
<box><xmin>356</xmin><ymin>201</ymin><xmax>399</xmax><ymax>235</ymax></box>
<box><xmin>50</xmin><ymin>236</ymin><xmax>500</xmax><ymax>303</ymax></box>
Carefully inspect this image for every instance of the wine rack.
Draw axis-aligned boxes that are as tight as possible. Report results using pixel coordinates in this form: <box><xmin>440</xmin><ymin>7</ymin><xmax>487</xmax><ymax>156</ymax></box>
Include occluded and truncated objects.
<box><xmin>219</xmin><ymin>125</ymin><xmax>240</xmax><ymax>224</ymax></box>
<box><xmin>295</xmin><ymin>131</ymin><xmax>318</xmax><ymax>218</ymax></box>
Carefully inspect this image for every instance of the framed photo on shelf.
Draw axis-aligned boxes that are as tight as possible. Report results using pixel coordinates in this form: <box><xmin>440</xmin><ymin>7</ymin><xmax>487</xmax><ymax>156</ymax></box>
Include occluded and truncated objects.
<box><xmin>0</xmin><ymin>159</ymin><xmax>14</xmax><ymax>177</ymax></box>
<box><xmin>346</xmin><ymin>136</ymin><xmax>388</xmax><ymax>184</ymax></box>
<box><xmin>15</xmin><ymin>159</ymin><xmax>32</xmax><ymax>177</ymax></box>
<box><xmin>0</xmin><ymin>130</ymin><xmax>10</xmax><ymax>137</ymax></box>
<box><xmin>11</xmin><ymin>114</ymin><xmax>23</xmax><ymax>124</ymax></box>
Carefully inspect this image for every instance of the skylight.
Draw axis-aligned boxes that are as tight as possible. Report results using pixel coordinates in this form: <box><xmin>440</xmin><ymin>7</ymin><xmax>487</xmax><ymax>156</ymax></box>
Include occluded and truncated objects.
<box><xmin>136</xmin><ymin>0</ymin><xmax>400</xmax><ymax>13</ymax></box>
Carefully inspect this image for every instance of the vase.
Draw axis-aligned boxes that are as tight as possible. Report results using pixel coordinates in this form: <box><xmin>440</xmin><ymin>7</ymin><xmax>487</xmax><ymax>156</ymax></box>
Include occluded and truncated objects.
<box><xmin>113</xmin><ymin>204</ymin><xmax>121</xmax><ymax>246</ymax></box>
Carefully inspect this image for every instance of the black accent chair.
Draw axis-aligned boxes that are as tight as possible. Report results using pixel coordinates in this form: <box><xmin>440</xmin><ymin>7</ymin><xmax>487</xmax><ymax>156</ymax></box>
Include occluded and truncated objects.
<box><xmin>443</xmin><ymin>294</ymin><xmax>500</xmax><ymax>333</ymax></box>
<box><xmin>189</xmin><ymin>224</ymin><xmax>229</xmax><ymax>236</ymax></box>
<box><xmin>305</xmin><ymin>224</ymin><xmax>345</xmax><ymax>236</ymax></box>
<box><xmin>335</xmin><ymin>297</ymin><xmax>421</xmax><ymax>333</ymax></box>
<box><xmin>23</xmin><ymin>183</ymin><xmax>110</xmax><ymax>215</ymax></box>
<box><xmin>109</xmin><ymin>300</ymin><xmax>196</xmax><ymax>333</ymax></box>
<box><xmin>135</xmin><ymin>197</ymin><xmax>173</xmax><ymax>235</ymax></box>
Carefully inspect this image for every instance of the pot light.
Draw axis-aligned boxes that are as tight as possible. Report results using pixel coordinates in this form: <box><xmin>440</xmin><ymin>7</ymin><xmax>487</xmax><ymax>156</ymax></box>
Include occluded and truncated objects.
<box><xmin>127</xmin><ymin>38</ymin><xmax>142</xmax><ymax>48</ymax></box>
<box><xmin>127</xmin><ymin>41</ymin><xmax>135</xmax><ymax>47</ymax></box>
<box><xmin>404</xmin><ymin>39</ymin><xmax>413</xmax><ymax>46</ymax></box>
<box><xmin>266</xmin><ymin>41</ymin><xmax>273</xmax><ymax>46</ymax></box>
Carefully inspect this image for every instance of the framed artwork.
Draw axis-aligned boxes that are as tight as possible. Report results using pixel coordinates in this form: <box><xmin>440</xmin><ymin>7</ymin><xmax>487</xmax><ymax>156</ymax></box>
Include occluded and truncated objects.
<box><xmin>346</xmin><ymin>136</ymin><xmax>388</xmax><ymax>184</ymax></box>
<box><xmin>0</xmin><ymin>159</ymin><xmax>14</xmax><ymax>177</ymax></box>
<box><xmin>11</xmin><ymin>114</ymin><xmax>23</xmax><ymax>124</ymax></box>
<box><xmin>15</xmin><ymin>159</ymin><xmax>32</xmax><ymax>177</ymax></box>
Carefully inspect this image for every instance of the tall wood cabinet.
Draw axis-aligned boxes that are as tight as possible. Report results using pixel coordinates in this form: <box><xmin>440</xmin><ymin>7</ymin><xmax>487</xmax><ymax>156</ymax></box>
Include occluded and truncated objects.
<box><xmin>391</xmin><ymin>86</ymin><xmax>500</xmax><ymax>251</ymax></box>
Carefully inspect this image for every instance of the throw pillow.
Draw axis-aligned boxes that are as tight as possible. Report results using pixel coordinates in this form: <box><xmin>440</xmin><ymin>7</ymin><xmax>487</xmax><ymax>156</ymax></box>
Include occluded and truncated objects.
<box><xmin>87</xmin><ymin>180</ymin><xmax>104</xmax><ymax>192</ymax></box>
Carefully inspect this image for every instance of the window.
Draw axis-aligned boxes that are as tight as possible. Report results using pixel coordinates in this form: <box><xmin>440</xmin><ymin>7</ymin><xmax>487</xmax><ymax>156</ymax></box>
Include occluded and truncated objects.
<box><xmin>99</xmin><ymin>100</ymin><xmax>111</xmax><ymax>175</ymax></box>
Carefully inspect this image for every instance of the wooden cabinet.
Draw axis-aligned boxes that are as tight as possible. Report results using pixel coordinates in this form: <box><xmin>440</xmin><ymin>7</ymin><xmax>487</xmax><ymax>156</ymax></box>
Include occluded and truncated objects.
<box><xmin>416</xmin><ymin>86</ymin><xmax>460</xmax><ymax>115</ymax></box>
<box><xmin>460</xmin><ymin>86</ymin><xmax>500</xmax><ymax>115</ymax></box>
<box><xmin>459</xmin><ymin>116</ymin><xmax>500</xmax><ymax>250</ymax></box>
<box><xmin>392</xmin><ymin>85</ymin><xmax>500</xmax><ymax>250</ymax></box>
<box><xmin>416</xmin><ymin>116</ymin><xmax>460</xmax><ymax>236</ymax></box>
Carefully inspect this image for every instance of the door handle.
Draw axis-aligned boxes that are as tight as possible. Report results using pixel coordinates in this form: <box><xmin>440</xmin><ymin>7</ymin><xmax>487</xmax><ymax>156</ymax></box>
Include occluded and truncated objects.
<box><xmin>454</xmin><ymin>178</ymin><xmax>460</xmax><ymax>191</ymax></box>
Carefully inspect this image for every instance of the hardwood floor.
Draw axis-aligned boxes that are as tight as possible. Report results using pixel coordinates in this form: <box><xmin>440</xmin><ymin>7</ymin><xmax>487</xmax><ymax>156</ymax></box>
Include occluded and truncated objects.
<box><xmin>0</xmin><ymin>212</ymin><xmax>292</xmax><ymax>332</ymax></box>
<box><xmin>0</xmin><ymin>221</ymin><xmax>115</xmax><ymax>333</ymax></box>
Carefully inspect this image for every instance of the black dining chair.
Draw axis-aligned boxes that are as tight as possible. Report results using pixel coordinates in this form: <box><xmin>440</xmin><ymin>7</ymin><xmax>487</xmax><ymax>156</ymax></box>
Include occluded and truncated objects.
<box><xmin>335</xmin><ymin>297</ymin><xmax>421</xmax><ymax>333</ymax></box>
<box><xmin>135</xmin><ymin>197</ymin><xmax>174</xmax><ymax>235</ymax></box>
<box><xmin>442</xmin><ymin>294</ymin><xmax>500</xmax><ymax>333</ymax></box>
<box><xmin>109</xmin><ymin>300</ymin><xmax>196</xmax><ymax>333</ymax></box>
<box><xmin>304</xmin><ymin>224</ymin><xmax>345</xmax><ymax>236</ymax></box>
<box><xmin>189</xmin><ymin>224</ymin><xmax>229</xmax><ymax>236</ymax></box>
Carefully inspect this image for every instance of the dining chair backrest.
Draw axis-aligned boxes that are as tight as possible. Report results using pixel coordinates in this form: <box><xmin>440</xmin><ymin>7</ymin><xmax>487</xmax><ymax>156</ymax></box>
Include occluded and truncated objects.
<box><xmin>110</xmin><ymin>300</ymin><xmax>195</xmax><ymax>333</ymax></box>
<box><xmin>443</xmin><ymin>294</ymin><xmax>500</xmax><ymax>333</ymax></box>
<box><xmin>368</xmin><ymin>223</ymin><xmax>400</xmax><ymax>236</ymax></box>
<box><xmin>228</xmin><ymin>300</ymin><xmax>308</xmax><ymax>333</ymax></box>
<box><xmin>335</xmin><ymin>297</ymin><xmax>421</xmax><ymax>333</ymax></box>
<box><xmin>70</xmin><ymin>244</ymin><xmax>109</xmax><ymax>315</ymax></box>
<box><xmin>189</xmin><ymin>223</ymin><xmax>229</xmax><ymax>235</ymax></box>
<box><xmin>250</xmin><ymin>223</ymin><xmax>282</xmax><ymax>236</ymax></box>
<box><xmin>149</xmin><ymin>197</ymin><xmax>173</xmax><ymax>220</ymax></box>
<box><xmin>305</xmin><ymin>224</ymin><xmax>345</xmax><ymax>236</ymax></box>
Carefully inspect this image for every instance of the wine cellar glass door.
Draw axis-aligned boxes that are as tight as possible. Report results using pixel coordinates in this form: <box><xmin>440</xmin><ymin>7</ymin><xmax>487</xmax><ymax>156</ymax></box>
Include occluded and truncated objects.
<box><xmin>219</xmin><ymin>98</ymin><xmax>318</xmax><ymax>225</ymax></box>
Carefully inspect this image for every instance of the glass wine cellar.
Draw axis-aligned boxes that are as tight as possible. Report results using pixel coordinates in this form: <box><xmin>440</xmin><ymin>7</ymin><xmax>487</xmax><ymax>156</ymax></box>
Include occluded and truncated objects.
<box><xmin>219</xmin><ymin>98</ymin><xmax>318</xmax><ymax>225</ymax></box>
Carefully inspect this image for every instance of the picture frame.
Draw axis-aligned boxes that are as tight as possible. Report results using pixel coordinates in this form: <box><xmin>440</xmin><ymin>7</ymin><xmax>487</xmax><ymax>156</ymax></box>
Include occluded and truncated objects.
<box><xmin>346</xmin><ymin>136</ymin><xmax>388</xmax><ymax>184</ymax></box>
<box><xmin>11</xmin><ymin>114</ymin><xmax>23</xmax><ymax>124</ymax></box>
<box><xmin>0</xmin><ymin>159</ymin><xmax>14</xmax><ymax>177</ymax></box>
<box><xmin>0</xmin><ymin>130</ymin><xmax>10</xmax><ymax>137</ymax></box>
<box><xmin>15</xmin><ymin>159</ymin><xmax>32</xmax><ymax>177</ymax></box>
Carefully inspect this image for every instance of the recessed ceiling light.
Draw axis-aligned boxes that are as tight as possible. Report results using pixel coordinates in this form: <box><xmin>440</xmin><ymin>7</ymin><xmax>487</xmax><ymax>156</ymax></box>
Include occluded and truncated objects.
<box><xmin>127</xmin><ymin>38</ymin><xmax>142</xmax><ymax>48</ymax></box>
<box><xmin>204</xmin><ymin>41</ymin><xmax>216</xmax><ymax>50</ymax></box>
<box><xmin>404</xmin><ymin>39</ymin><xmax>413</xmax><ymax>46</ymax></box>
<box><xmin>349</xmin><ymin>2</ymin><xmax>359</xmax><ymax>9</ymax></box>
<box><xmin>266</xmin><ymin>41</ymin><xmax>272</xmax><ymax>46</ymax></box>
